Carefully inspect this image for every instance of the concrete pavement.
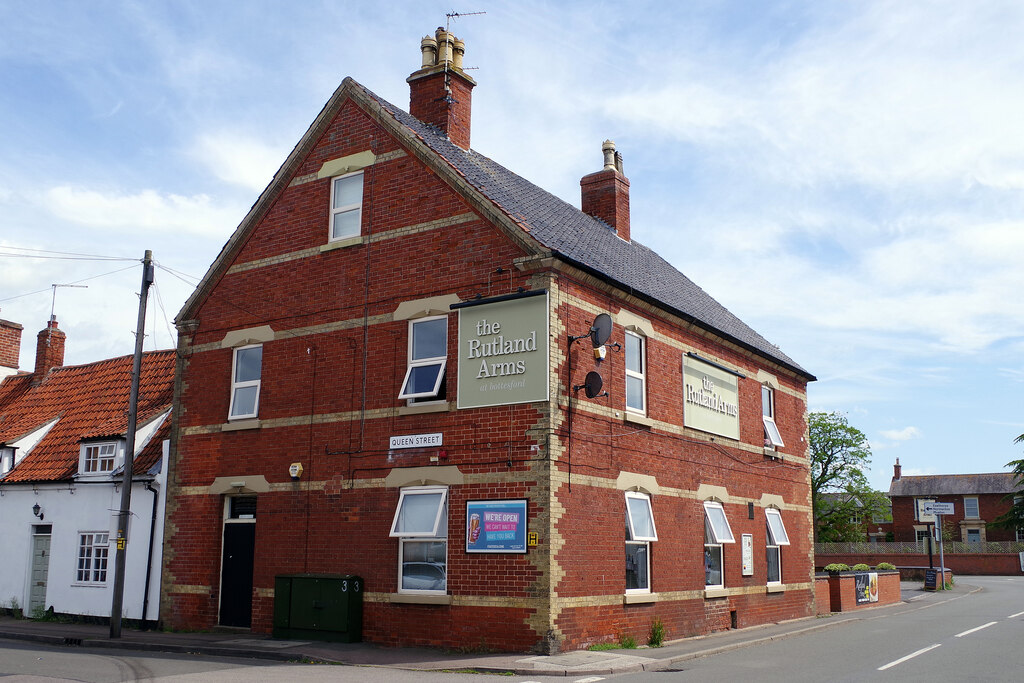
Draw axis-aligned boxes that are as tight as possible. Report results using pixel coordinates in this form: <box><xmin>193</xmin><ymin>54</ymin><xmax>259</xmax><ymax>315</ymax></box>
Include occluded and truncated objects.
<box><xmin>0</xmin><ymin>582</ymin><xmax>973</xmax><ymax>677</ymax></box>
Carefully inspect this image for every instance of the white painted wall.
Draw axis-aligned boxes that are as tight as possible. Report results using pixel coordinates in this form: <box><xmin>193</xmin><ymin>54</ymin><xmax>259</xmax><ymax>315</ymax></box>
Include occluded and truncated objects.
<box><xmin>0</xmin><ymin>443</ymin><xmax>168</xmax><ymax>620</ymax></box>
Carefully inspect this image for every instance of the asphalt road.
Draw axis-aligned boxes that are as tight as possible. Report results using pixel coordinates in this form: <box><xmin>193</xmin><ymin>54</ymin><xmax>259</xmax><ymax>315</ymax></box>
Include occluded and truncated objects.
<box><xmin>616</xmin><ymin>576</ymin><xmax>1024</xmax><ymax>682</ymax></box>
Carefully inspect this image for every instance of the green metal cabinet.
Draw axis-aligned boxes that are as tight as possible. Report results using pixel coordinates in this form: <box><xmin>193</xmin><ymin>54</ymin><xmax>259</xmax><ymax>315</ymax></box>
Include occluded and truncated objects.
<box><xmin>273</xmin><ymin>574</ymin><xmax>363</xmax><ymax>642</ymax></box>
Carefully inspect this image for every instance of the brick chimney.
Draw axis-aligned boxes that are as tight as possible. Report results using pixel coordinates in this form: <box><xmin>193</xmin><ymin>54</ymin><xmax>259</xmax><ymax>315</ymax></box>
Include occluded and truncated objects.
<box><xmin>893</xmin><ymin>458</ymin><xmax>902</xmax><ymax>480</ymax></box>
<box><xmin>33</xmin><ymin>317</ymin><xmax>65</xmax><ymax>381</ymax></box>
<box><xmin>408</xmin><ymin>27</ymin><xmax>476</xmax><ymax>150</ymax></box>
<box><xmin>0</xmin><ymin>319</ymin><xmax>23</xmax><ymax>374</ymax></box>
<box><xmin>581</xmin><ymin>140</ymin><xmax>630</xmax><ymax>241</ymax></box>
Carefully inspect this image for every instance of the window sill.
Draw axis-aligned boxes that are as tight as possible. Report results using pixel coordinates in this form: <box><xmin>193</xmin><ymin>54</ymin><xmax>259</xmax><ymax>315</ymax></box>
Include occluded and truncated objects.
<box><xmin>320</xmin><ymin>236</ymin><xmax>364</xmax><ymax>252</ymax></box>
<box><xmin>389</xmin><ymin>593</ymin><xmax>452</xmax><ymax>605</ymax></box>
<box><xmin>71</xmin><ymin>582</ymin><xmax>107</xmax><ymax>588</ymax></box>
<box><xmin>766</xmin><ymin>584</ymin><xmax>786</xmax><ymax>594</ymax></box>
<box><xmin>704</xmin><ymin>587</ymin><xmax>729</xmax><ymax>599</ymax></box>
<box><xmin>397</xmin><ymin>402</ymin><xmax>450</xmax><ymax>416</ymax></box>
<box><xmin>222</xmin><ymin>419</ymin><xmax>261</xmax><ymax>432</ymax></box>
<box><xmin>624</xmin><ymin>592</ymin><xmax>658</xmax><ymax>605</ymax></box>
<box><xmin>623</xmin><ymin>411</ymin><xmax>654</xmax><ymax>428</ymax></box>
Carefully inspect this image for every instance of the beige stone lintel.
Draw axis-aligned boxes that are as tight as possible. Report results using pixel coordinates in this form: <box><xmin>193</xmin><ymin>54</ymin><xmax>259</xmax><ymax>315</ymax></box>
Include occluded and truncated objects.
<box><xmin>617</xmin><ymin>310</ymin><xmax>653</xmax><ymax>337</ymax></box>
<box><xmin>623</xmin><ymin>410</ymin><xmax>655</xmax><ymax>428</ymax></box>
<box><xmin>384</xmin><ymin>465</ymin><xmax>463</xmax><ymax>488</ymax></box>
<box><xmin>397</xmin><ymin>402</ymin><xmax>450</xmax><ymax>416</ymax></box>
<box><xmin>616</xmin><ymin>471</ymin><xmax>660</xmax><ymax>495</ymax></box>
<box><xmin>208</xmin><ymin>475</ymin><xmax>271</xmax><ymax>495</ymax></box>
<box><xmin>220</xmin><ymin>325</ymin><xmax>274</xmax><ymax>348</ymax></box>
<box><xmin>697</xmin><ymin>483</ymin><xmax>729</xmax><ymax>502</ymax></box>
<box><xmin>394</xmin><ymin>294</ymin><xmax>461</xmax><ymax>321</ymax></box>
<box><xmin>704</xmin><ymin>587</ymin><xmax>729</xmax><ymax>599</ymax></box>
<box><xmin>766</xmin><ymin>584</ymin><xmax>786</xmax><ymax>594</ymax></box>
<box><xmin>760</xmin><ymin>493</ymin><xmax>785</xmax><ymax>509</ymax></box>
<box><xmin>317</xmin><ymin>150</ymin><xmax>377</xmax><ymax>179</ymax></box>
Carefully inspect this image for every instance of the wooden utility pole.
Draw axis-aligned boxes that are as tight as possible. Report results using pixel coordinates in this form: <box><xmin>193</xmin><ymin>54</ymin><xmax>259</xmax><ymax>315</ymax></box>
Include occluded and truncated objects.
<box><xmin>110</xmin><ymin>250</ymin><xmax>154</xmax><ymax>638</ymax></box>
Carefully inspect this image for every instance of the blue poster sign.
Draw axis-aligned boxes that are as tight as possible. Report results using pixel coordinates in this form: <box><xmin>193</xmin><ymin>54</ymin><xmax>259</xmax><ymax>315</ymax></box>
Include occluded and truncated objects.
<box><xmin>466</xmin><ymin>499</ymin><xmax>528</xmax><ymax>553</ymax></box>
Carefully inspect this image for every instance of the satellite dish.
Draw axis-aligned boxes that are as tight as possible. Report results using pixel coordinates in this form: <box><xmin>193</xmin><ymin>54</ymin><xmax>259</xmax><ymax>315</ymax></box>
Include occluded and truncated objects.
<box><xmin>581</xmin><ymin>371</ymin><xmax>604</xmax><ymax>399</ymax></box>
<box><xmin>590</xmin><ymin>313</ymin><xmax>612</xmax><ymax>348</ymax></box>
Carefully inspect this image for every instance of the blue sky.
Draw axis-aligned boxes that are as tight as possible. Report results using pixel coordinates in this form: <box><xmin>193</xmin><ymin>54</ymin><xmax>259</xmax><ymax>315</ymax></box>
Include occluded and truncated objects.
<box><xmin>2</xmin><ymin>1</ymin><xmax>1023</xmax><ymax>491</ymax></box>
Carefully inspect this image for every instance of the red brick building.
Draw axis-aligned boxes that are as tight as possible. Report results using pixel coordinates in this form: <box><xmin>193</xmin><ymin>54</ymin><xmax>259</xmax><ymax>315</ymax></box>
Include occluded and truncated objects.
<box><xmin>162</xmin><ymin>29</ymin><xmax>816</xmax><ymax>652</ymax></box>
<box><xmin>889</xmin><ymin>459</ymin><xmax>1020</xmax><ymax>545</ymax></box>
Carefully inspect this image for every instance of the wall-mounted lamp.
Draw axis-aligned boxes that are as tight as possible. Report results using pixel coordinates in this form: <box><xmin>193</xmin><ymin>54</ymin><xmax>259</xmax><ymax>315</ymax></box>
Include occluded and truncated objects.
<box><xmin>32</xmin><ymin>502</ymin><xmax>44</xmax><ymax>520</ymax></box>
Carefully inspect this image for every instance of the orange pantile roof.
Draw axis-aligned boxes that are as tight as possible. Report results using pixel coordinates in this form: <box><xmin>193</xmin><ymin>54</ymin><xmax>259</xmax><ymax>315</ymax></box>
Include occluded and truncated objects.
<box><xmin>0</xmin><ymin>350</ymin><xmax>175</xmax><ymax>482</ymax></box>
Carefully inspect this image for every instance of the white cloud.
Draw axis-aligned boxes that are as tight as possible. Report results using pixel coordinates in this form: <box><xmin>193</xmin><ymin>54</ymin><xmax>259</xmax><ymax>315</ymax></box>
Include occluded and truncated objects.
<box><xmin>44</xmin><ymin>186</ymin><xmax>241</xmax><ymax>238</ymax></box>
<box><xmin>879</xmin><ymin>427</ymin><xmax>922</xmax><ymax>442</ymax></box>
<box><xmin>190</xmin><ymin>132</ymin><xmax>287</xmax><ymax>192</ymax></box>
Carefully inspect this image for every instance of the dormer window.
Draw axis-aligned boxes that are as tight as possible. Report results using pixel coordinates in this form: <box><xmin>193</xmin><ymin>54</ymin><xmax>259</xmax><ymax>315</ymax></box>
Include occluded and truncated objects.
<box><xmin>0</xmin><ymin>446</ymin><xmax>14</xmax><ymax>476</ymax></box>
<box><xmin>79</xmin><ymin>441</ymin><xmax>121</xmax><ymax>476</ymax></box>
<box><xmin>84</xmin><ymin>442</ymin><xmax>117</xmax><ymax>473</ymax></box>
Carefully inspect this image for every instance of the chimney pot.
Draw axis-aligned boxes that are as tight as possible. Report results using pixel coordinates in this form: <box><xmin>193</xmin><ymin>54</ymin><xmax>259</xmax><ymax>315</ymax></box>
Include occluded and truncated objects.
<box><xmin>893</xmin><ymin>458</ymin><xmax>902</xmax><ymax>480</ymax></box>
<box><xmin>602</xmin><ymin>140</ymin><xmax>616</xmax><ymax>170</ymax></box>
<box><xmin>420</xmin><ymin>35</ymin><xmax>438</xmax><ymax>68</ymax></box>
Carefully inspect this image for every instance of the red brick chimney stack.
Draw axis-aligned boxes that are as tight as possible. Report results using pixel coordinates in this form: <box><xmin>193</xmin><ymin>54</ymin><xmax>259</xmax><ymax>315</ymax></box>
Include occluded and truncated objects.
<box><xmin>893</xmin><ymin>458</ymin><xmax>902</xmax><ymax>480</ymax></box>
<box><xmin>580</xmin><ymin>140</ymin><xmax>631</xmax><ymax>241</ymax></box>
<box><xmin>408</xmin><ymin>27</ymin><xmax>476</xmax><ymax>150</ymax></box>
<box><xmin>0</xmin><ymin>319</ymin><xmax>23</xmax><ymax>373</ymax></box>
<box><xmin>33</xmin><ymin>317</ymin><xmax>65</xmax><ymax>382</ymax></box>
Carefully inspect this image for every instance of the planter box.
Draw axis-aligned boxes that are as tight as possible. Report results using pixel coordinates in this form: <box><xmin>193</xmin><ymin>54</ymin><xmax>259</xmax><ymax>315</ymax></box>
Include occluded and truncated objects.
<box><xmin>816</xmin><ymin>570</ymin><xmax>901</xmax><ymax>613</ymax></box>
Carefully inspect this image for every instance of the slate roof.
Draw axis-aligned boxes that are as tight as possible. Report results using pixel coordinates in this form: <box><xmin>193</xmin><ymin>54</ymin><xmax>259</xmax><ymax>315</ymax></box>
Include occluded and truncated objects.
<box><xmin>889</xmin><ymin>473</ymin><xmax>1019</xmax><ymax>497</ymax></box>
<box><xmin>0</xmin><ymin>350</ymin><xmax>175</xmax><ymax>483</ymax></box>
<box><xmin>354</xmin><ymin>80</ymin><xmax>812</xmax><ymax>379</ymax></box>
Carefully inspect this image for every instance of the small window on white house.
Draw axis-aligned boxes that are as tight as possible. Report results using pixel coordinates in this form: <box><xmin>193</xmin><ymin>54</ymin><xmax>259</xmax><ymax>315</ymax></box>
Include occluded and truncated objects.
<box><xmin>625</xmin><ymin>492</ymin><xmax>657</xmax><ymax>593</ymax></box>
<box><xmin>82</xmin><ymin>442</ymin><xmax>117</xmax><ymax>474</ymax></box>
<box><xmin>765</xmin><ymin>508</ymin><xmax>790</xmax><ymax>585</ymax></box>
<box><xmin>76</xmin><ymin>532</ymin><xmax>109</xmax><ymax>583</ymax></box>
<box><xmin>390</xmin><ymin>486</ymin><xmax>448</xmax><ymax>593</ymax></box>
<box><xmin>703</xmin><ymin>501</ymin><xmax>735</xmax><ymax>588</ymax></box>
<box><xmin>329</xmin><ymin>171</ymin><xmax>363</xmax><ymax>241</ymax></box>
<box><xmin>229</xmin><ymin>344</ymin><xmax>262</xmax><ymax>419</ymax></box>
<box><xmin>0</xmin><ymin>447</ymin><xmax>14</xmax><ymax>476</ymax></box>
<box><xmin>624</xmin><ymin>332</ymin><xmax>646</xmax><ymax>414</ymax></box>
<box><xmin>762</xmin><ymin>385</ymin><xmax>784</xmax><ymax>448</ymax></box>
<box><xmin>964</xmin><ymin>497</ymin><xmax>979</xmax><ymax>519</ymax></box>
<box><xmin>398</xmin><ymin>317</ymin><xmax>447</xmax><ymax>401</ymax></box>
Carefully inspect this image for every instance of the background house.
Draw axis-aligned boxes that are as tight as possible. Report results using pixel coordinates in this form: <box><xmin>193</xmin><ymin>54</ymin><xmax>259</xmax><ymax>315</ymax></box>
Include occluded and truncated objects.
<box><xmin>0</xmin><ymin>318</ymin><xmax>173</xmax><ymax>623</ymax></box>
<box><xmin>889</xmin><ymin>459</ymin><xmax>1019</xmax><ymax>545</ymax></box>
<box><xmin>162</xmin><ymin>29</ymin><xmax>815</xmax><ymax>652</ymax></box>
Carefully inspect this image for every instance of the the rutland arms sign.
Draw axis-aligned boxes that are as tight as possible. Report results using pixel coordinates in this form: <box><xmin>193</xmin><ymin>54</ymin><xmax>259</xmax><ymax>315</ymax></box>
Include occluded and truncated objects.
<box><xmin>683</xmin><ymin>355</ymin><xmax>740</xmax><ymax>439</ymax></box>
<box><xmin>456</xmin><ymin>291</ymin><xmax>549</xmax><ymax>409</ymax></box>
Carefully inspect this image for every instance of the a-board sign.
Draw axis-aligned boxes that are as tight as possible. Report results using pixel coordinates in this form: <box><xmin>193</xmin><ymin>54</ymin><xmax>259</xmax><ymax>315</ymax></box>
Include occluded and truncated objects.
<box><xmin>924</xmin><ymin>568</ymin><xmax>938</xmax><ymax>591</ymax></box>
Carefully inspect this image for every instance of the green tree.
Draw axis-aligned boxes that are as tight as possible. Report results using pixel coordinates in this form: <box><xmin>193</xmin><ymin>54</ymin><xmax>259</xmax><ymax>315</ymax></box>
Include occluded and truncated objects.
<box><xmin>991</xmin><ymin>434</ymin><xmax>1024</xmax><ymax>531</ymax></box>
<box><xmin>810</xmin><ymin>411</ymin><xmax>889</xmax><ymax>542</ymax></box>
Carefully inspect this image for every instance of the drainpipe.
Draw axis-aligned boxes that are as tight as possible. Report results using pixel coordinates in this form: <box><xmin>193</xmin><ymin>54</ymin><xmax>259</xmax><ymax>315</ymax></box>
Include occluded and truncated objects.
<box><xmin>141</xmin><ymin>481</ymin><xmax>159</xmax><ymax>626</ymax></box>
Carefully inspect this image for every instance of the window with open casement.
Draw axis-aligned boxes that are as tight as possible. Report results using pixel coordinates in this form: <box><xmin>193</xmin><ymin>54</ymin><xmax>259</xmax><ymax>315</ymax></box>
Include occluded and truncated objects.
<box><xmin>703</xmin><ymin>501</ymin><xmax>734</xmax><ymax>588</ymax></box>
<box><xmin>625</xmin><ymin>491</ymin><xmax>657</xmax><ymax>592</ymax></box>
<box><xmin>389</xmin><ymin>486</ymin><xmax>448</xmax><ymax>593</ymax></box>
<box><xmin>765</xmin><ymin>507</ymin><xmax>790</xmax><ymax>584</ymax></box>
<box><xmin>398</xmin><ymin>317</ymin><xmax>448</xmax><ymax>402</ymax></box>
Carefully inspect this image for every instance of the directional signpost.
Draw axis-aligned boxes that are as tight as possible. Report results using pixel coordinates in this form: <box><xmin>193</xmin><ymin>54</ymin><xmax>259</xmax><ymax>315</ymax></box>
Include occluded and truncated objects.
<box><xmin>921</xmin><ymin>501</ymin><xmax>955</xmax><ymax>590</ymax></box>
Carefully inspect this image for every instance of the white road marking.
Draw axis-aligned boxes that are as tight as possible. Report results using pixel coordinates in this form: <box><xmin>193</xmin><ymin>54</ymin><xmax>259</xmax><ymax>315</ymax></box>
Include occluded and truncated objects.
<box><xmin>955</xmin><ymin>621</ymin><xmax>998</xmax><ymax>638</ymax></box>
<box><xmin>574</xmin><ymin>678</ymin><xmax>606</xmax><ymax>683</ymax></box>
<box><xmin>1008</xmin><ymin>611</ymin><xmax>1024</xmax><ymax>619</ymax></box>
<box><xmin>878</xmin><ymin>644</ymin><xmax>941</xmax><ymax>671</ymax></box>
